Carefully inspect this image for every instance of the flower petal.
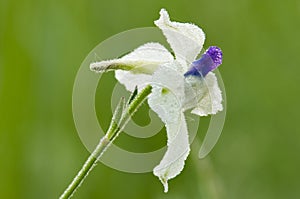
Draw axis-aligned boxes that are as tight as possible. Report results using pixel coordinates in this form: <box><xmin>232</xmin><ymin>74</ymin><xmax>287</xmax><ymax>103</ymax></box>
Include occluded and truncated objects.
<box><xmin>115</xmin><ymin>71</ymin><xmax>152</xmax><ymax>92</ymax></box>
<box><xmin>148</xmin><ymin>65</ymin><xmax>189</xmax><ymax>192</ymax></box>
<box><xmin>184</xmin><ymin>72</ymin><xmax>223</xmax><ymax>116</ymax></box>
<box><xmin>90</xmin><ymin>42</ymin><xmax>174</xmax><ymax>74</ymax></box>
<box><xmin>154</xmin><ymin>112</ymin><xmax>189</xmax><ymax>193</ymax></box>
<box><xmin>154</xmin><ymin>9</ymin><xmax>205</xmax><ymax>68</ymax></box>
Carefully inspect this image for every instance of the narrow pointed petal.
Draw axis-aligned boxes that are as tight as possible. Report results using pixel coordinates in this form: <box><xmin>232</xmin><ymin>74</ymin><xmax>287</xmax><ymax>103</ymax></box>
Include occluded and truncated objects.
<box><xmin>153</xmin><ymin>112</ymin><xmax>190</xmax><ymax>193</ymax></box>
<box><xmin>148</xmin><ymin>65</ymin><xmax>190</xmax><ymax>192</ymax></box>
<box><xmin>90</xmin><ymin>42</ymin><xmax>174</xmax><ymax>74</ymax></box>
<box><xmin>154</xmin><ymin>9</ymin><xmax>205</xmax><ymax>67</ymax></box>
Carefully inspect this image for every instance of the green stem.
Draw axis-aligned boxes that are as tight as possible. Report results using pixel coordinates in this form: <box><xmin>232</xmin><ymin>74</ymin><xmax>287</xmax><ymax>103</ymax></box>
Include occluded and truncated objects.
<box><xmin>59</xmin><ymin>85</ymin><xmax>152</xmax><ymax>199</ymax></box>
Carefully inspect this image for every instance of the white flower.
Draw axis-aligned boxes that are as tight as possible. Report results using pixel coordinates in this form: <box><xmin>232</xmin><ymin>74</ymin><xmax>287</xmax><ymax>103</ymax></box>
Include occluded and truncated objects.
<box><xmin>90</xmin><ymin>8</ymin><xmax>223</xmax><ymax>192</ymax></box>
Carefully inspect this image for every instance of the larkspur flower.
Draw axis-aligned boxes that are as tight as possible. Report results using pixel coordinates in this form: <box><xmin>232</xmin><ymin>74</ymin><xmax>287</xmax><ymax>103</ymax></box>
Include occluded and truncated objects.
<box><xmin>90</xmin><ymin>9</ymin><xmax>223</xmax><ymax>192</ymax></box>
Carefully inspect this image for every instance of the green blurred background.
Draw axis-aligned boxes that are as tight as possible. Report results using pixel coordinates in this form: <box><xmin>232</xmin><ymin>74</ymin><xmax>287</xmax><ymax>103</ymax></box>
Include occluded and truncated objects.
<box><xmin>1</xmin><ymin>0</ymin><xmax>300</xmax><ymax>198</ymax></box>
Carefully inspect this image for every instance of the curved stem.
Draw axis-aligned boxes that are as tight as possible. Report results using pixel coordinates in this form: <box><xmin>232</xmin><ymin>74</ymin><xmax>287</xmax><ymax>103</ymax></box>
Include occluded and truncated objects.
<box><xmin>59</xmin><ymin>85</ymin><xmax>152</xmax><ymax>199</ymax></box>
<box><xmin>59</xmin><ymin>136</ymin><xmax>109</xmax><ymax>199</ymax></box>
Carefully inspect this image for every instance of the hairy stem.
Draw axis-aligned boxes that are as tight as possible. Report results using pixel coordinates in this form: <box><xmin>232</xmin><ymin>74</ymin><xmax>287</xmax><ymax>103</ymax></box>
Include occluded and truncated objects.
<box><xmin>59</xmin><ymin>85</ymin><xmax>152</xmax><ymax>199</ymax></box>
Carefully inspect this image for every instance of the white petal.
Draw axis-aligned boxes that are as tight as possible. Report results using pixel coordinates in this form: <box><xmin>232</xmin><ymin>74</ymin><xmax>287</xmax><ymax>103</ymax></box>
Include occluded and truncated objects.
<box><xmin>155</xmin><ymin>9</ymin><xmax>205</xmax><ymax>68</ymax></box>
<box><xmin>148</xmin><ymin>65</ymin><xmax>185</xmax><ymax>125</ymax></box>
<box><xmin>90</xmin><ymin>42</ymin><xmax>174</xmax><ymax>74</ymax></box>
<box><xmin>115</xmin><ymin>71</ymin><xmax>152</xmax><ymax>92</ymax></box>
<box><xmin>148</xmin><ymin>65</ymin><xmax>189</xmax><ymax>192</ymax></box>
<box><xmin>154</xmin><ymin>112</ymin><xmax>189</xmax><ymax>193</ymax></box>
<box><xmin>184</xmin><ymin>72</ymin><xmax>223</xmax><ymax>116</ymax></box>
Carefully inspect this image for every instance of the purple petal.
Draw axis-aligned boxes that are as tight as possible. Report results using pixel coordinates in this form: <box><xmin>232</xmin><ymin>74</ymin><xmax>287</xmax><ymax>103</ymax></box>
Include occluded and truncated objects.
<box><xmin>184</xmin><ymin>46</ymin><xmax>223</xmax><ymax>77</ymax></box>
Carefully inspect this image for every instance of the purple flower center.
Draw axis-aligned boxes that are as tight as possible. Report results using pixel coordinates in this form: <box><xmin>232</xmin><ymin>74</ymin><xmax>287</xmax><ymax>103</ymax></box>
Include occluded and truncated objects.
<box><xmin>184</xmin><ymin>46</ymin><xmax>223</xmax><ymax>77</ymax></box>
